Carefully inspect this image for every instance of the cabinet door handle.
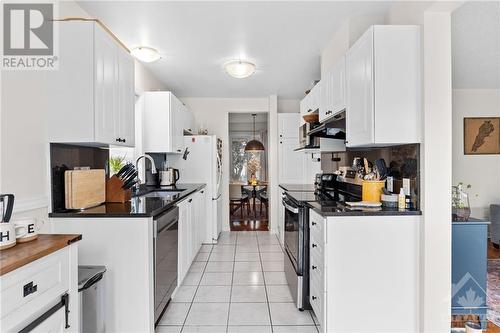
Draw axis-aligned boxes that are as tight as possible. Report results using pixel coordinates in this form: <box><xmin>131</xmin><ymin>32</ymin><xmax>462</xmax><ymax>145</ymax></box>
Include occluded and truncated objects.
<box><xmin>312</xmin><ymin>265</ymin><xmax>317</xmax><ymax>270</ymax></box>
<box><xmin>116</xmin><ymin>138</ymin><xmax>120</xmax><ymax>142</ymax></box>
<box><xmin>23</xmin><ymin>281</ymin><xmax>38</xmax><ymax>297</ymax></box>
<box><xmin>280</xmin><ymin>141</ymin><xmax>282</xmax><ymax>144</ymax></box>
<box><xmin>280</xmin><ymin>134</ymin><xmax>283</xmax><ymax>138</ymax></box>
<box><xmin>177</xmin><ymin>149</ymin><xmax>182</xmax><ymax>152</ymax></box>
<box><xmin>312</xmin><ymin>296</ymin><xmax>317</xmax><ymax>300</ymax></box>
<box><xmin>312</xmin><ymin>222</ymin><xmax>317</xmax><ymax>226</ymax></box>
<box><xmin>312</xmin><ymin>243</ymin><xmax>317</xmax><ymax>248</ymax></box>
<box><xmin>188</xmin><ymin>199</ymin><xmax>193</xmax><ymax>203</ymax></box>
<box><xmin>201</xmin><ymin>191</ymin><xmax>204</xmax><ymax>194</ymax></box>
<box><xmin>122</xmin><ymin>138</ymin><xmax>126</xmax><ymax>143</ymax></box>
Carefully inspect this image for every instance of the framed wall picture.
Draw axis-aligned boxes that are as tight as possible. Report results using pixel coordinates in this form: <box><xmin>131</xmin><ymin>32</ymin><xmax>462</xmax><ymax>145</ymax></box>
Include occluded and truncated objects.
<box><xmin>464</xmin><ymin>117</ymin><xmax>500</xmax><ymax>155</ymax></box>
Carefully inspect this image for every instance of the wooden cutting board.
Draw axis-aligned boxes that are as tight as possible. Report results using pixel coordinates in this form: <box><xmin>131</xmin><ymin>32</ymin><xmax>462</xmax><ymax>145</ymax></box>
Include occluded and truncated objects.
<box><xmin>64</xmin><ymin>169</ymin><xmax>105</xmax><ymax>209</ymax></box>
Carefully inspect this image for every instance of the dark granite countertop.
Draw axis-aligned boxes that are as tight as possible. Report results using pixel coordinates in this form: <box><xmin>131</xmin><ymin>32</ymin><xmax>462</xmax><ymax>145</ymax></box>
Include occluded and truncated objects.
<box><xmin>279</xmin><ymin>184</ymin><xmax>316</xmax><ymax>192</ymax></box>
<box><xmin>308</xmin><ymin>201</ymin><xmax>422</xmax><ymax>217</ymax></box>
<box><xmin>49</xmin><ymin>183</ymin><xmax>206</xmax><ymax>218</ymax></box>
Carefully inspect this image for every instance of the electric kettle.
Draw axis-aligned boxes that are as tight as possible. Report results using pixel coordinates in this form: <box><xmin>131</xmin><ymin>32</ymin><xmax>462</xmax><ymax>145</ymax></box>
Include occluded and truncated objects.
<box><xmin>0</xmin><ymin>194</ymin><xmax>14</xmax><ymax>223</ymax></box>
<box><xmin>160</xmin><ymin>168</ymin><xmax>180</xmax><ymax>186</ymax></box>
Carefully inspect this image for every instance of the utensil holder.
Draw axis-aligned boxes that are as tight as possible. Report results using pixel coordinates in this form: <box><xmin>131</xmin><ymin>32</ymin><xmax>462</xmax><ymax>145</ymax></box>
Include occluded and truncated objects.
<box><xmin>106</xmin><ymin>175</ymin><xmax>132</xmax><ymax>203</ymax></box>
<box><xmin>362</xmin><ymin>180</ymin><xmax>386</xmax><ymax>203</ymax></box>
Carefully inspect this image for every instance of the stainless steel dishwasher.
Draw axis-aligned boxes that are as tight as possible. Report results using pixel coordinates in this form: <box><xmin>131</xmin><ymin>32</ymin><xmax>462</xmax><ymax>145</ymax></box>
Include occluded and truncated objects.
<box><xmin>154</xmin><ymin>206</ymin><xmax>179</xmax><ymax>325</ymax></box>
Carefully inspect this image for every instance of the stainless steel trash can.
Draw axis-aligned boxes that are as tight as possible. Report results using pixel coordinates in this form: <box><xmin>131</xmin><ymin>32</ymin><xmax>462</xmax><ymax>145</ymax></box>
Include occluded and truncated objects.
<box><xmin>78</xmin><ymin>265</ymin><xmax>106</xmax><ymax>333</ymax></box>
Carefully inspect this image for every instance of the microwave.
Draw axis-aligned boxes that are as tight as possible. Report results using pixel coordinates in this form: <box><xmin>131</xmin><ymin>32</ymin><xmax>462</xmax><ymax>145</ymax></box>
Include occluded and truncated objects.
<box><xmin>299</xmin><ymin>123</ymin><xmax>321</xmax><ymax>149</ymax></box>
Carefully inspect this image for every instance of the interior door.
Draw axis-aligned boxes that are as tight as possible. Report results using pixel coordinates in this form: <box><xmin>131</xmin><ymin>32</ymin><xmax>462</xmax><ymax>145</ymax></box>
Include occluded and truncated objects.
<box><xmin>346</xmin><ymin>28</ymin><xmax>374</xmax><ymax>147</ymax></box>
<box><xmin>94</xmin><ymin>24</ymin><xmax>118</xmax><ymax>145</ymax></box>
<box><xmin>279</xmin><ymin>138</ymin><xmax>304</xmax><ymax>184</ymax></box>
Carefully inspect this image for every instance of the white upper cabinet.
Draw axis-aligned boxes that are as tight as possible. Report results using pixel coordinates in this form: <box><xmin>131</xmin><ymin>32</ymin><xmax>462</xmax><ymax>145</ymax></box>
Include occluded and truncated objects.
<box><xmin>345</xmin><ymin>31</ymin><xmax>374</xmax><ymax>146</ymax></box>
<box><xmin>346</xmin><ymin>25</ymin><xmax>421</xmax><ymax>147</ymax></box>
<box><xmin>320</xmin><ymin>56</ymin><xmax>346</xmax><ymax>123</ymax></box>
<box><xmin>300</xmin><ymin>82</ymin><xmax>321</xmax><ymax>116</ymax></box>
<box><xmin>142</xmin><ymin>91</ymin><xmax>194</xmax><ymax>154</ymax></box>
<box><xmin>48</xmin><ymin>20</ymin><xmax>135</xmax><ymax>147</ymax></box>
<box><xmin>118</xmin><ymin>48</ymin><xmax>136</xmax><ymax>146</ymax></box>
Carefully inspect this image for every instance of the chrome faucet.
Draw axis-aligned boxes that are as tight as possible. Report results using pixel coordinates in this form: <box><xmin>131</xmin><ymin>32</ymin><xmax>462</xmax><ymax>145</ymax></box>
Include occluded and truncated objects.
<box><xmin>134</xmin><ymin>154</ymin><xmax>157</xmax><ymax>192</ymax></box>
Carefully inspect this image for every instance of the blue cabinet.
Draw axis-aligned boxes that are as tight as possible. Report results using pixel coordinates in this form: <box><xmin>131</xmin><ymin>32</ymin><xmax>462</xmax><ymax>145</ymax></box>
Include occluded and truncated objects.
<box><xmin>451</xmin><ymin>218</ymin><xmax>490</xmax><ymax>328</ymax></box>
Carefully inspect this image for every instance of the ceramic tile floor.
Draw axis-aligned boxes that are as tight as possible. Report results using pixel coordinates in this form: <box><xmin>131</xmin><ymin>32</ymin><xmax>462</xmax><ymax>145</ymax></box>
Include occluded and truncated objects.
<box><xmin>157</xmin><ymin>231</ymin><xmax>319</xmax><ymax>333</ymax></box>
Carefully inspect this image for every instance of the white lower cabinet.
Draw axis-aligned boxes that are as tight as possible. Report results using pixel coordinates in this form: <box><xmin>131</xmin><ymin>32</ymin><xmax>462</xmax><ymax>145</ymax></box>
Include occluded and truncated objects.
<box><xmin>278</xmin><ymin>191</ymin><xmax>285</xmax><ymax>246</ymax></box>
<box><xmin>31</xmin><ymin>307</ymin><xmax>66</xmax><ymax>333</ymax></box>
<box><xmin>0</xmin><ymin>245</ymin><xmax>79</xmax><ymax>333</ymax></box>
<box><xmin>309</xmin><ymin>209</ymin><xmax>421</xmax><ymax>333</ymax></box>
<box><xmin>177</xmin><ymin>188</ymin><xmax>205</xmax><ymax>284</ymax></box>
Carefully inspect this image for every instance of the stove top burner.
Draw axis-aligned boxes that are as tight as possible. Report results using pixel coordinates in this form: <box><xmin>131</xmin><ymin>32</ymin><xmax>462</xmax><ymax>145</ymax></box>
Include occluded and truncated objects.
<box><xmin>285</xmin><ymin>189</ymin><xmax>360</xmax><ymax>211</ymax></box>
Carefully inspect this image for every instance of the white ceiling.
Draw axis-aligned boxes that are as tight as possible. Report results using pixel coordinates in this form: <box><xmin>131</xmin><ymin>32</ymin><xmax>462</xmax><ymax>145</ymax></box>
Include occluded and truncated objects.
<box><xmin>452</xmin><ymin>1</ymin><xmax>500</xmax><ymax>89</ymax></box>
<box><xmin>77</xmin><ymin>1</ymin><xmax>393</xmax><ymax>98</ymax></box>
<box><xmin>229</xmin><ymin>113</ymin><xmax>267</xmax><ymax>124</ymax></box>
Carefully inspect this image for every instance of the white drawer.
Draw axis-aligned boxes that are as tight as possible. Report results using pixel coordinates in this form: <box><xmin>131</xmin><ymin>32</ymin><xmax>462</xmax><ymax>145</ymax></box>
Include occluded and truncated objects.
<box><xmin>310</xmin><ymin>236</ymin><xmax>324</xmax><ymax>261</ymax></box>
<box><xmin>309</xmin><ymin>215</ymin><xmax>324</xmax><ymax>237</ymax></box>
<box><xmin>0</xmin><ymin>248</ymin><xmax>69</xmax><ymax>331</ymax></box>
<box><xmin>309</xmin><ymin>284</ymin><xmax>325</xmax><ymax>329</ymax></box>
<box><xmin>310</xmin><ymin>254</ymin><xmax>324</xmax><ymax>289</ymax></box>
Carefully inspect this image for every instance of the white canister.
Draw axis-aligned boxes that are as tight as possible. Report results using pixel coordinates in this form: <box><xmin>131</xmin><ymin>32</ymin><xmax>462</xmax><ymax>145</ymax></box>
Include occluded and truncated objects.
<box><xmin>13</xmin><ymin>218</ymin><xmax>41</xmax><ymax>243</ymax></box>
<box><xmin>0</xmin><ymin>223</ymin><xmax>27</xmax><ymax>250</ymax></box>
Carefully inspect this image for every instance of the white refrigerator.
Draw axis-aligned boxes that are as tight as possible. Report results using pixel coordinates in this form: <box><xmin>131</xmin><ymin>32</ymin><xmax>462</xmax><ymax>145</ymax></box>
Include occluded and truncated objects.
<box><xmin>170</xmin><ymin>135</ymin><xmax>223</xmax><ymax>244</ymax></box>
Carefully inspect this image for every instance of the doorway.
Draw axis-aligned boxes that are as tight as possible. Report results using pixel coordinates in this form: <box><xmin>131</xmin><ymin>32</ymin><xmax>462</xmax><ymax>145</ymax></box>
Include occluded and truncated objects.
<box><xmin>228</xmin><ymin>113</ymin><xmax>269</xmax><ymax>231</ymax></box>
<box><xmin>450</xmin><ymin>2</ymin><xmax>500</xmax><ymax>331</ymax></box>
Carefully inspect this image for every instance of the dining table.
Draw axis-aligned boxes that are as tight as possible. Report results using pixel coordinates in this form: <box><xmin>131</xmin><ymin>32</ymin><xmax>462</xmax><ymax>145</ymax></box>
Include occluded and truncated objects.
<box><xmin>230</xmin><ymin>181</ymin><xmax>268</xmax><ymax>217</ymax></box>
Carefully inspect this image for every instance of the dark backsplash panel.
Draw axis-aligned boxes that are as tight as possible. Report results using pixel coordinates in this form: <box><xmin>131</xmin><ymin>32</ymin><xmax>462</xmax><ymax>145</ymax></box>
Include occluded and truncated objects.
<box><xmin>50</xmin><ymin>143</ymin><xmax>109</xmax><ymax>212</ymax></box>
<box><xmin>321</xmin><ymin>144</ymin><xmax>421</xmax><ymax>207</ymax></box>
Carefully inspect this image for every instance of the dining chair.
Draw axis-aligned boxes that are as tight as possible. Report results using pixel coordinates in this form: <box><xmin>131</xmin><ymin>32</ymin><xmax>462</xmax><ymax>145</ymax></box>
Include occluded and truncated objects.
<box><xmin>229</xmin><ymin>184</ymin><xmax>250</xmax><ymax>219</ymax></box>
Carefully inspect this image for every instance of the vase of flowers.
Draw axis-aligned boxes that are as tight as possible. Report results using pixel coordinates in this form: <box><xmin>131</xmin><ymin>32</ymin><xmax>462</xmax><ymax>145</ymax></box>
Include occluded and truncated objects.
<box><xmin>452</xmin><ymin>182</ymin><xmax>471</xmax><ymax>222</ymax></box>
<box><xmin>247</xmin><ymin>154</ymin><xmax>260</xmax><ymax>185</ymax></box>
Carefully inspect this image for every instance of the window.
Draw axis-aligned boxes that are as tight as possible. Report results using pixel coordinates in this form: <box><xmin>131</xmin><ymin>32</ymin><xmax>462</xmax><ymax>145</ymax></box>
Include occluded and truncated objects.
<box><xmin>230</xmin><ymin>133</ymin><xmax>267</xmax><ymax>183</ymax></box>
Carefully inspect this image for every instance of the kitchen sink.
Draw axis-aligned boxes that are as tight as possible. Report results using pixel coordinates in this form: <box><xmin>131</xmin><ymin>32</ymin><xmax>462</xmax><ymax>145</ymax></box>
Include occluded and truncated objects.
<box><xmin>141</xmin><ymin>190</ymin><xmax>184</xmax><ymax>199</ymax></box>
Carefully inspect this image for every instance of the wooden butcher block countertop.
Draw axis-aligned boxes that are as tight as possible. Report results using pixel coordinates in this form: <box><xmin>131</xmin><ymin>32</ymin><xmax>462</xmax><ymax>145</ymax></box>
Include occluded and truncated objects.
<box><xmin>0</xmin><ymin>234</ymin><xmax>82</xmax><ymax>276</ymax></box>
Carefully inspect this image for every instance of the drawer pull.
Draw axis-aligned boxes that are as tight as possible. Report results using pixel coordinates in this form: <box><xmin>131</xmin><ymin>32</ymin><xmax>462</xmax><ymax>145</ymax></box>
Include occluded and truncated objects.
<box><xmin>312</xmin><ymin>243</ymin><xmax>317</xmax><ymax>248</ymax></box>
<box><xmin>312</xmin><ymin>296</ymin><xmax>317</xmax><ymax>300</ymax></box>
<box><xmin>312</xmin><ymin>222</ymin><xmax>317</xmax><ymax>226</ymax></box>
<box><xmin>23</xmin><ymin>281</ymin><xmax>38</xmax><ymax>297</ymax></box>
<box><xmin>312</xmin><ymin>265</ymin><xmax>317</xmax><ymax>270</ymax></box>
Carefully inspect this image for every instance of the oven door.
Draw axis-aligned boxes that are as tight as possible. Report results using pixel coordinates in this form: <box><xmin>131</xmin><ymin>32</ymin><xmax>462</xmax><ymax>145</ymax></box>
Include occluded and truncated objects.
<box><xmin>283</xmin><ymin>196</ymin><xmax>303</xmax><ymax>275</ymax></box>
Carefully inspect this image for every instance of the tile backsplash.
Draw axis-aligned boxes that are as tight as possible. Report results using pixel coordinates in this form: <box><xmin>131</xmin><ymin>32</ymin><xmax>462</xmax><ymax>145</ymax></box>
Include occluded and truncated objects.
<box><xmin>50</xmin><ymin>143</ymin><xmax>109</xmax><ymax>212</ymax></box>
<box><xmin>321</xmin><ymin>144</ymin><xmax>420</xmax><ymax>207</ymax></box>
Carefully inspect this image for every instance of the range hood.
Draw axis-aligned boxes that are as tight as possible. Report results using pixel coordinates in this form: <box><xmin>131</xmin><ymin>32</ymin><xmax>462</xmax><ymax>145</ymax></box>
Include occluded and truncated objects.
<box><xmin>307</xmin><ymin>111</ymin><xmax>346</xmax><ymax>140</ymax></box>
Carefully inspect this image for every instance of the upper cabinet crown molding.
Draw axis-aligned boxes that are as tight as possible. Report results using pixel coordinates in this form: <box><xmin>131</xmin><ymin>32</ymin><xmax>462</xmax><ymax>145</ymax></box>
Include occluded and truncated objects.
<box><xmin>346</xmin><ymin>25</ymin><xmax>422</xmax><ymax>147</ymax></box>
<box><xmin>48</xmin><ymin>20</ymin><xmax>135</xmax><ymax>147</ymax></box>
<box><xmin>141</xmin><ymin>91</ymin><xmax>194</xmax><ymax>154</ymax></box>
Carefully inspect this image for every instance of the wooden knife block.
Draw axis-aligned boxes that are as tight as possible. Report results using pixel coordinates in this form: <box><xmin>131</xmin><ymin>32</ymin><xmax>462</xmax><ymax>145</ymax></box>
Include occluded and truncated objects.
<box><xmin>106</xmin><ymin>175</ymin><xmax>132</xmax><ymax>203</ymax></box>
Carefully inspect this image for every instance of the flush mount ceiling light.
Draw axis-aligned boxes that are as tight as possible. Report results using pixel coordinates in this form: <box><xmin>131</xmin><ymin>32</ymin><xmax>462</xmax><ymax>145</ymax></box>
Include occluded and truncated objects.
<box><xmin>224</xmin><ymin>60</ymin><xmax>256</xmax><ymax>79</ymax></box>
<box><xmin>245</xmin><ymin>114</ymin><xmax>265</xmax><ymax>152</ymax></box>
<box><xmin>130</xmin><ymin>46</ymin><xmax>161</xmax><ymax>63</ymax></box>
